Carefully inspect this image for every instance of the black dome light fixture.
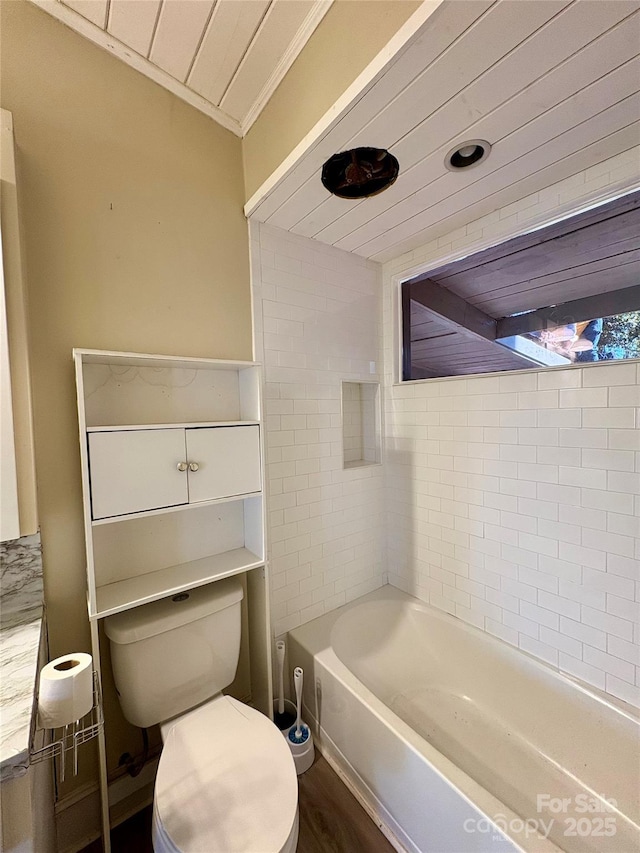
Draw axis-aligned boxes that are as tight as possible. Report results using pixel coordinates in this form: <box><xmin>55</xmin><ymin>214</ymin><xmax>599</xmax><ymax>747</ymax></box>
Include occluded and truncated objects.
<box><xmin>321</xmin><ymin>147</ymin><xmax>399</xmax><ymax>199</ymax></box>
<box><xmin>445</xmin><ymin>139</ymin><xmax>491</xmax><ymax>172</ymax></box>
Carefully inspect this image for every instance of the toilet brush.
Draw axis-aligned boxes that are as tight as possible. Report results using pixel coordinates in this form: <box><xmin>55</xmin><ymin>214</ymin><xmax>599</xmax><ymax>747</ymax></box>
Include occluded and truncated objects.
<box><xmin>273</xmin><ymin>640</ymin><xmax>296</xmax><ymax>731</ymax></box>
<box><xmin>288</xmin><ymin>667</ymin><xmax>309</xmax><ymax>745</ymax></box>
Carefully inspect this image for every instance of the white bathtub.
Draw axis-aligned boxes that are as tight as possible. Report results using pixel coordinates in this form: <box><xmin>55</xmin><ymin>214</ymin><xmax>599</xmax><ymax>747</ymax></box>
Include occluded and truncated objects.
<box><xmin>288</xmin><ymin>586</ymin><xmax>639</xmax><ymax>853</ymax></box>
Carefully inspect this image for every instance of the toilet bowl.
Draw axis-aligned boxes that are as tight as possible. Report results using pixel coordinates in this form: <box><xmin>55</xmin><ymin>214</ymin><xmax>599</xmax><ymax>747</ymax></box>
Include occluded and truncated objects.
<box><xmin>151</xmin><ymin>695</ymin><xmax>299</xmax><ymax>853</ymax></box>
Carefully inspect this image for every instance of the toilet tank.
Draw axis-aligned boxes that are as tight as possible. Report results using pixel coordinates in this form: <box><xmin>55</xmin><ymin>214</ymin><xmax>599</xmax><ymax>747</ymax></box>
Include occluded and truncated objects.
<box><xmin>104</xmin><ymin>576</ymin><xmax>243</xmax><ymax>728</ymax></box>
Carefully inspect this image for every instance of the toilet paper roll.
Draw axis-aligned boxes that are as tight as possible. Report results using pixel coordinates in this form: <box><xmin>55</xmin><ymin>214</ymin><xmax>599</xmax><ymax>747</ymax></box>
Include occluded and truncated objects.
<box><xmin>38</xmin><ymin>653</ymin><xmax>94</xmax><ymax>729</ymax></box>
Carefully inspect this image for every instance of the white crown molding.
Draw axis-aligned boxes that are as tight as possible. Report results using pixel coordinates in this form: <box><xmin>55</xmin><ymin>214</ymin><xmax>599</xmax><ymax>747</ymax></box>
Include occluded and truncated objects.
<box><xmin>244</xmin><ymin>0</ymin><xmax>445</xmax><ymax>218</ymax></box>
<box><xmin>29</xmin><ymin>0</ymin><xmax>244</xmax><ymax>137</ymax></box>
<box><xmin>240</xmin><ymin>0</ymin><xmax>334</xmax><ymax>136</ymax></box>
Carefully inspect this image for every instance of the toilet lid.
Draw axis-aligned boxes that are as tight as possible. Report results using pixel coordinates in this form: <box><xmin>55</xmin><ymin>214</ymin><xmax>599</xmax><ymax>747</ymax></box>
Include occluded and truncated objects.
<box><xmin>155</xmin><ymin>696</ymin><xmax>298</xmax><ymax>853</ymax></box>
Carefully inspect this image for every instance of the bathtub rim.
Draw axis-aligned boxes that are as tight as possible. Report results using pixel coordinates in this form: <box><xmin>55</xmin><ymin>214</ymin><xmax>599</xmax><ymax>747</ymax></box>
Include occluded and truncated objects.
<box><xmin>299</xmin><ymin>584</ymin><xmax>639</xmax><ymax>725</ymax></box>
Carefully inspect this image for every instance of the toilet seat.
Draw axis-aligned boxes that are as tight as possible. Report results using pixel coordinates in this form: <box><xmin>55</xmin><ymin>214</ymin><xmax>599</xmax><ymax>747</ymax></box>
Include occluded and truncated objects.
<box><xmin>153</xmin><ymin>695</ymin><xmax>298</xmax><ymax>853</ymax></box>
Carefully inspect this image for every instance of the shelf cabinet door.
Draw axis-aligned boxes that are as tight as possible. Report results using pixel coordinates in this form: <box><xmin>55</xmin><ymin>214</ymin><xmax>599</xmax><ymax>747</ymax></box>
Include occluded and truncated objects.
<box><xmin>186</xmin><ymin>426</ymin><xmax>261</xmax><ymax>503</ymax></box>
<box><xmin>88</xmin><ymin>429</ymin><xmax>188</xmax><ymax>519</ymax></box>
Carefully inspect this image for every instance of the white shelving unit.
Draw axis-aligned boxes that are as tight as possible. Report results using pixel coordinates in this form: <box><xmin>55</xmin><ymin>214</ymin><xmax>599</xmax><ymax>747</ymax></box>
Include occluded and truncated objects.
<box><xmin>73</xmin><ymin>348</ymin><xmax>273</xmax><ymax>853</ymax></box>
<box><xmin>74</xmin><ymin>349</ymin><xmax>266</xmax><ymax>616</ymax></box>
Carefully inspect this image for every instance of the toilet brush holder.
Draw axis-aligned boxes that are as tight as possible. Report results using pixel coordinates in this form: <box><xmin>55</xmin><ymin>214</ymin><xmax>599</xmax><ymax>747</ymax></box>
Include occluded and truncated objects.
<box><xmin>287</xmin><ymin>723</ymin><xmax>315</xmax><ymax>775</ymax></box>
<box><xmin>287</xmin><ymin>666</ymin><xmax>314</xmax><ymax>774</ymax></box>
<box><xmin>273</xmin><ymin>698</ymin><xmax>297</xmax><ymax>733</ymax></box>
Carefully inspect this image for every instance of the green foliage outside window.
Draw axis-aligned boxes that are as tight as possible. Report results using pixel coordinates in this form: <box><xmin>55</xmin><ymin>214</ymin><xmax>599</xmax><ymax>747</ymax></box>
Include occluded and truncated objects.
<box><xmin>596</xmin><ymin>311</ymin><xmax>640</xmax><ymax>360</ymax></box>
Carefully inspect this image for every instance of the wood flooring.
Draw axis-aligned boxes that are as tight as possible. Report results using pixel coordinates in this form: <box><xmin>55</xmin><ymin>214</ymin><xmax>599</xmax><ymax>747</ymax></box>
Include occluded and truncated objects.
<box><xmin>298</xmin><ymin>756</ymin><xmax>396</xmax><ymax>853</ymax></box>
<box><xmin>80</xmin><ymin>755</ymin><xmax>396</xmax><ymax>853</ymax></box>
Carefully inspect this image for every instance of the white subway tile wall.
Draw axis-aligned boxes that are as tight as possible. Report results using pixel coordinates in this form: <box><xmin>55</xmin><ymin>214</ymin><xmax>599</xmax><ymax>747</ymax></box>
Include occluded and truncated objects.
<box><xmin>383</xmin><ymin>149</ymin><xmax>640</xmax><ymax>708</ymax></box>
<box><xmin>384</xmin><ymin>359</ymin><xmax>640</xmax><ymax>709</ymax></box>
<box><xmin>251</xmin><ymin>223</ymin><xmax>385</xmax><ymax>638</ymax></box>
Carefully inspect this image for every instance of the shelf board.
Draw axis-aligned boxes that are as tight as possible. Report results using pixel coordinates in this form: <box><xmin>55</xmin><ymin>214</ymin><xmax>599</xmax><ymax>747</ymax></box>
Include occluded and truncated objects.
<box><xmin>86</xmin><ymin>421</ymin><xmax>260</xmax><ymax>432</ymax></box>
<box><xmin>344</xmin><ymin>459</ymin><xmax>380</xmax><ymax>469</ymax></box>
<box><xmin>92</xmin><ymin>548</ymin><xmax>264</xmax><ymax>619</ymax></box>
<box><xmin>91</xmin><ymin>491</ymin><xmax>262</xmax><ymax>526</ymax></box>
<box><xmin>74</xmin><ymin>349</ymin><xmax>260</xmax><ymax>371</ymax></box>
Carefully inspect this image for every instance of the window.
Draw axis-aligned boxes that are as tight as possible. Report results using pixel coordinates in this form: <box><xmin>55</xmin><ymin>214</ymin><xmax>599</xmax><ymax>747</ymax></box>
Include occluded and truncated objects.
<box><xmin>402</xmin><ymin>191</ymin><xmax>640</xmax><ymax>381</ymax></box>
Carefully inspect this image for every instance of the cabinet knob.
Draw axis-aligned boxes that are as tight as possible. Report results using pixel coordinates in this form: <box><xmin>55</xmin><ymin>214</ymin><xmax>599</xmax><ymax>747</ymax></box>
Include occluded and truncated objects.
<box><xmin>188</xmin><ymin>462</ymin><xmax>199</xmax><ymax>472</ymax></box>
<box><xmin>176</xmin><ymin>462</ymin><xmax>188</xmax><ymax>472</ymax></box>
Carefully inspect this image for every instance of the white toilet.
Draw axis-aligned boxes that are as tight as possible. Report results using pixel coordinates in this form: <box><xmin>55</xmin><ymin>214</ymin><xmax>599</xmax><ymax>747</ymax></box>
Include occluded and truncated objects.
<box><xmin>104</xmin><ymin>576</ymin><xmax>299</xmax><ymax>853</ymax></box>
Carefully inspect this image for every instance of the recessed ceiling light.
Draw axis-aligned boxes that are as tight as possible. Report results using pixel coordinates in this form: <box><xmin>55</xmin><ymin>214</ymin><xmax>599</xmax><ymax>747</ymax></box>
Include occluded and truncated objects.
<box><xmin>321</xmin><ymin>147</ymin><xmax>399</xmax><ymax>199</ymax></box>
<box><xmin>444</xmin><ymin>140</ymin><xmax>491</xmax><ymax>171</ymax></box>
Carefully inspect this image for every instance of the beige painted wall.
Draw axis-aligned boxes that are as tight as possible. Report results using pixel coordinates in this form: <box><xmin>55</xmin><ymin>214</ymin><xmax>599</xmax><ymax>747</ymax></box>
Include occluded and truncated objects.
<box><xmin>0</xmin><ymin>0</ymin><xmax>252</xmax><ymax>795</ymax></box>
<box><xmin>243</xmin><ymin>0</ymin><xmax>421</xmax><ymax>201</ymax></box>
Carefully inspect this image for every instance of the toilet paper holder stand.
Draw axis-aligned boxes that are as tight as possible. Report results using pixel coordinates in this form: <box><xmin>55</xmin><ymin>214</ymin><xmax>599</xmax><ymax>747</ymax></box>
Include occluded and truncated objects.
<box><xmin>30</xmin><ymin>670</ymin><xmax>104</xmax><ymax>782</ymax></box>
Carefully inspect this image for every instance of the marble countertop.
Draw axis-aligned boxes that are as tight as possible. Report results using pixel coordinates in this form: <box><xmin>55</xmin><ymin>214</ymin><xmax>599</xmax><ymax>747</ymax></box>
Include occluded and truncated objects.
<box><xmin>0</xmin><ymin>534</ymin><xmax>45</xmax><ymax>781</ymax></box>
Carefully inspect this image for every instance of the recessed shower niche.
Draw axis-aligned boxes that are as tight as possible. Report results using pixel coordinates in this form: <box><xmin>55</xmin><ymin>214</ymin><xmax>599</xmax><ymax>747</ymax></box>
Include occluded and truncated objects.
<box><xmin>341</xmin><ymin>381</ymin><xmax>380</xmax><ymax>469</ymax></box>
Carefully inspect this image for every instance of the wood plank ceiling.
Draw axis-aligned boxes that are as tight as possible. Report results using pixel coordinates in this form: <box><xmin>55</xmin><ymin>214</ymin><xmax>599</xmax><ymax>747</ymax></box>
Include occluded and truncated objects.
<box><xmin>247</xmin><ymin>0</ymin><xmax>640</xmax><ymax>263</ymax></box>
<box><xmin>31</xmin><ymin>0</ymin><xmax>332</xmax><ymax>136</ymax></box>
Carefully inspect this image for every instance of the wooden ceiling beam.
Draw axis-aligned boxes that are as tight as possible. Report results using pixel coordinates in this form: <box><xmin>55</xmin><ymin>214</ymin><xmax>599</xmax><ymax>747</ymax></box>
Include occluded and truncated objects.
<box><xmin>408</xmin><ymin>276</ymin><xmax>498</xmax><ymax>342</ymax></box>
